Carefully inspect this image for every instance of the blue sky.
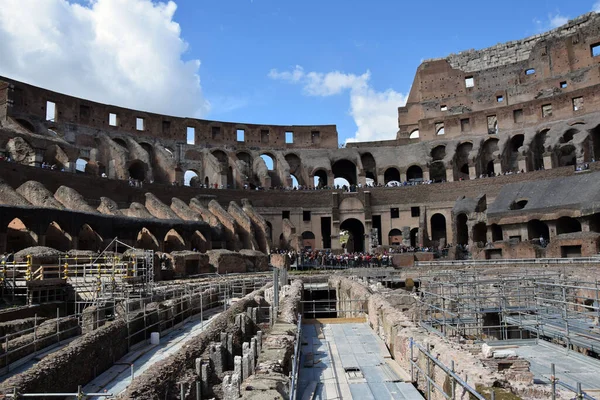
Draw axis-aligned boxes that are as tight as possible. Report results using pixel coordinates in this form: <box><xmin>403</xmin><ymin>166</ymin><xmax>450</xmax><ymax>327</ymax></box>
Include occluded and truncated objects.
<box><xmin>177</xmin><ymin>0</ymin><xmax>600</xmax><ymax>143</ymax></box>
<box><xmin>1</xmin><ymin>0</ymin><xmax>599</xmax><ymax>144</ymax></box>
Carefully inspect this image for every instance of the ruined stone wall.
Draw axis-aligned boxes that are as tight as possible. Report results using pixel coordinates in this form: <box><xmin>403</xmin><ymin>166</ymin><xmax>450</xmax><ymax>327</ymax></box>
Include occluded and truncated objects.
<box><xmin>330</xmin><ymin>276</ymin><xmax>552</xmax><ymax>399</ymax></box>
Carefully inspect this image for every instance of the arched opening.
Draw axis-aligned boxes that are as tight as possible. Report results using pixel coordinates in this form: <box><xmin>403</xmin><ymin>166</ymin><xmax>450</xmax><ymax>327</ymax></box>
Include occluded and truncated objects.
<box><xmin>285</xmin><ymin>154</ymin><xmax>303</xmax><ymax>186</ymax></box>
<box><xmin>334</xmin><ymin>178</ymin><xmax>351</xmax><ymax>188</ymax></box>
<box><xmin>6</xmin><ymin>218</ymin><xmax>37</xmax><ymax>252</ymax></box>
<box><xmin>406</xmin><ymin>165</ymin><xmax>423</xmax><ymax>182</ymax></box>
<box><xmin>212</xmin><ymin>150</ymin><xmax>228</xmax><ymax>165</ymax></box>
<box><xmin>190</xmin><ymin>231</ymin><xmax>208</xmax><ymax>253</ymax></box>
<box><xmin>290</xmin><ymin>174</ymin><xmax>299</xmax><ymax>188</ymax></box>
<box><xmin>43</xmin><ymin>144</ymin><xmax>68</xmax><ymax>170</ymax></box>
<box><xmin>184</xmin><ymin>170</ymin><xmax>200</xmax><ymax>187</ymax></box>
<box><xmin>227</xmin><ymin>166</ymin><xmax>234</xmax><ymax>188</ymax></box>
<box><xmin>164</xmin><ymin>229</ymin><xmax>186</xmax><ymax>253</ymax></box>
<box><xmin>589</xmin><ymin>125</ymin><xmax>600</xmax><ymax>161</ymax></box>
<box><xmin>113</xmin><ymin>138</ymin><xmax>127</xmax><ymax>148</ymax></box>
<box><xmin>410</xmin><ymin>228</ymin><xmax>419</xmax><ymax>247</ymax></box>
<box><xmin>430</xmin><ymin>214</ymin><xmax>447</xmax><ymax>246</ymax></box>
<box><xmin>556</xmin><ymin>217</ymin><xmax>582</xmax><ymax>235</ymax></box>
<box><xmin>558</xmin><ymin>144</ymin><xmax>577</xmax><ymax>167</ymax></box>
<box><xmin>456</xmin><ymin>214</ymin><xmax>468</xmax><ymax>245</ymax></box>
<box><xmin>140</xmin><ymin>142</ymin><xmax>153</xmax><ymax>157</ymax></box>
<box><xmin>204</xmin><ymin>176</ymin><xmax>209</xmax><ymax>187</ymax></box>
<box><xmin>75</xmin><ymin>158</ymin><xmax>88</xmax><ymax>174</ymax></box>
<box><xmin>78</xmin><ymin>224</ymin><xmax>102</xmax><ymax>251</ymax></box>
<box><xmin>527</xmin><ymin>220</ymin><xmax>549</xmax><ymax>241</ymax></box>
<box><xmin>332</xmin><ymin>159</ymin><xmax>357</xmax><ymax>186</ymax></box>
<box><xmin>472</xmin><ymin>222</ymin><xmax>487</xmax><ymax>245</ymax></box>
<box><xmin>301</xmin><ymin>231</ymin><xmax>316</xmax><ymax>251</ymax></box>
<box><xmin>260</xmin><ymin>154</ymin><xmax>275</xmax><ymax>170</ymax></box>
<box><xmin>313</xmin><ymin>170</ymin><xmax>328</xmax><ymax>188</ymax></box>
<box><xmin>429</xmin><ymin>161</ymin><xmax>446</xmax><ymax>182</ymax></box>
<box><xmin>236</xmin><ymin>151</ymin><xmax>253</xmax><ymax>185</ymax></box>
<box><xmin>46</xmin><ymin>221</ymin><xmax>71</xmax><ymax>252</ymax></box>
<box><xmin>510</xmin><ymin>199</ymin><xmax>528</xmax><ymax>210</ymax></box>
<box><xmin>164</xmin><ymin>147</ymin><xmax>174</xmax><ymax>158</ymax></box>
<box><xmin>136</xmin><ymin>228</ymin><xmax>160</xmax><ymax>251</ymax></box>
<box><xmin>505</xmin><ymin>134</ymin><xmax>524</xmax><ymax>172</ymax></box>
<box><xmin>560</xmin><ymin>129</ymin><xmax>578</xmax><ymax>144</ymax></box>
<box><xmin>384</xmin><ymin>167</ymin><xmax>400</xmax><ymax>184</ymax></box>
<box><xmin>491</xmin><ymin>224</ymin><xmax>503</xmax><ymax>242</ymax></box>
<box><xmin>15</xmin><ymin>118</ymin><xmax>35</xmax><ymax>133</ymax></box>
<box><xmin>531</xmin><ymin>129</ymin><xmax>549</xmax><ymax>170</ymax></box>
<box><xmin>339</xmin><ymin>218</ymin><xmax>365</xmax><ymax>253</ymax></box>
<box><xmin>480</xmin><ymin>138</ymin><xmax>499</xmax><ymax>176</ymax></box>
<box><xmin>431</xmin><ymin>145</ymin><xmax>446</xmax><ymax>162</ymax></box>
<box><xmin>388</xmin><ymin>229</ymin><xmax>403</xmax><ymax>246</ymax></box>
<box><xmin>128</xmin><ymin>160</ymin><xmax>146</xmax><ymax>181</ymax></box>
<box><xmin>455</xmin><ymin>142</ymin><xmax>473</xmax><ymax>181</ymax></box>
<box><xmin>361</xmin><ymin>153</ymin><xmax>377</xmax><ymax>185</ymax></box>
<box><xmin>265</xmin><ymin>221</ymin><xmax>273</xmax><ymax>243</ymax></box>
<box><xmin>409</xmin><ymin>129</ymin><xmax>420</xmax><ymax>139</ymax></box>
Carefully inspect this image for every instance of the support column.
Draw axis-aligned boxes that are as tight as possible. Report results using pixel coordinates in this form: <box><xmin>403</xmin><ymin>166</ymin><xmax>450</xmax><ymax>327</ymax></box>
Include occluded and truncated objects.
<box><xmin>0</xmin><ymin>232</ymin><xmax>7</xmax><ymax>254</ymax></box>
<box><xmin>493</xmin><ymin>161</ymin><xmax>502</xmax><ymax>176</ymax></box>
<box><xmin>543</xmin><ymin>154</ymin><xmax>553</xmax><ymax>170</ymax></box>
<box><xmin>468</xmin><ymin>165</ymin><xmax>477</xmax><ymax>180</ymax></box>
<box><xmin>445</xmin><ymin>168</ymin><xmax>454</xmax><ymax>182</ymax></box>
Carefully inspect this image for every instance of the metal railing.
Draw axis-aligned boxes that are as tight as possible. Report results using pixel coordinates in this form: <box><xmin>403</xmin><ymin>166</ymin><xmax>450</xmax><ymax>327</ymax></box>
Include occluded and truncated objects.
<box><xmin>409</xmin><ymin>338</ymin><xmax>486</xmax><ymax>400</ymax></box>
<box><xmin>288</xmin><ymin>313</ymin><xmax>302</xmax><ymax>400</ymax></box>
<box><xmin>415</xmin><ymin>257</ymin><xmax>600</xmax><ymax>268</ymax></box>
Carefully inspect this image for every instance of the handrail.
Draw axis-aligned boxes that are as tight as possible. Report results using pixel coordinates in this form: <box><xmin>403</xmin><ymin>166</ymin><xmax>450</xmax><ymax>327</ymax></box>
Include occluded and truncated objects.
<box><xmin>289</xmin><ymin>313</ymin><xmax>302</xmax><ymax>400</ymax></box>
<box><xmin>415</xmin><ymin>257</ymin><xmax>600</xmax><ymax>267</ymax></box>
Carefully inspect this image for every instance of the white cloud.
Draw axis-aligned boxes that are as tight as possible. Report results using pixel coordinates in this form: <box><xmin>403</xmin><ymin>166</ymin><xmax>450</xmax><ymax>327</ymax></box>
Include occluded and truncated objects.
<box><xmin>594</xmin><ymin>1</ymin><xmax>600</xmax><ymax>12</ymax></box>
<box><xmin>269</xmin><ymin>66</ymin><xmax>407</xmax><ymax>143</ymax></box>
<box><xmin>534</xmin><ymin>11</ymin><xmax>569</xmax><ymax>32</ymax></box>
<box><xmin>549</xmin><ymin>14</ymin><xmax>569</xmax><ymax>28</ymax></box>
<box><xmin>0</xmin><ymin>0</ymin><xmax>209</xmax><ymax>117</ymax></box>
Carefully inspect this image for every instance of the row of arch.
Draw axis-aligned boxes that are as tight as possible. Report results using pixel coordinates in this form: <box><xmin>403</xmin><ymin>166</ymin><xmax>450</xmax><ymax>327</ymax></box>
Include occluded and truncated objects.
<box><xmin>6</xmin><ymin>218</ymin><xmax>205</xmax><ymax>253</ymax></box>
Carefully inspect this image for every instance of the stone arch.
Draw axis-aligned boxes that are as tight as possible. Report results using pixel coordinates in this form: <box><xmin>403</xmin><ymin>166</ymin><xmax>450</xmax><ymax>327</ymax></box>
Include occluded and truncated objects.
<box><xmin>531</xmin><ymin>129</ymin><xmax>549</xmax><ymax>170</ymax></box>
<box><xmin>15</xmin><ymin>118</ymin><xmax>36</xmax><ymax>133</ymax></box>
<box><xmin>332</xmin><ymin>159</ymin><xmax>357</xmax><ymax>186</ymax></box>
<box><xmin>164</xmin><ymin>229</ymin><xmax>186</xmax><ymax>252</ymax></box>
<box><xmin>237</xmin><ymin>151</ymin><xmax>252</xmax><ymax>166</ymax></box>
<box><xmin>113</xmin><ymin>137</ymin><xmax>127</xmax><ymax>148</ymax></box>
<box><xmin>456</xmin><ymin>213</ymin><xmax>468</xmax><ymax>245</ymax></box>
<box><xmin>43</xmin><ymin>144</ymin><xmax>68</xmax><ymax>170</ymax></box>
<box><xmin>45</xmin><ymin>221</ymin><xmax>71</xmax><ymax>252</ymax></box>
<box><xmin>128</xmin><ymin>160</ymin><xmax>147</xmax><ymax>181</ymax></box>
<box><xmin>454</xmin><ymin>142</ymin><xmax>473</xmax><ymax>181</ymax></box>
<box><xmin>430</xmin><ymin>145</ymin><xmax>447</xmax><ymax>182</ymax></box>
<box><xmin>410</xmin><ymin>228</ymin><xmax>419</xmax><ymax>247</ymax></box>
<box><xmin>361</xmin><ymin>152</ymin><xmax>377</xmax><ymax>184</ymax></box>
<box><xmin>340</xmin><ymin>218</ymin><xmax>365</xmax><ymax>252</ymax></box>
<box><xmin>560</xmin><ymin>128</ymin><xmax>578</xmax><ymax>144</ymax></box>
<box><xmin>301</xmin><ymin>231</ymin><xmax>316</xmax><ymax>250</ymax></box>
<box><xmin>527</xmin><ymin>220</ymin><xmax>549</xmax><ymax>241</ymax></box>
<box><xmin>480</xmin><ymin>138</ymin><xmax>499</xmax><ymax>176</ymax></box>
<box><xmin>472</xmin><ymin>222</ymin><xmax>487</xmax><ymax>245</ymax></box>
<box><xmin>190</xmin><ymin>231</ymin><xmax>208</xmax><ymax>253</ymax></box>
<box><xmin>491</xmin><ymin>224</ymin><xmax>503</xmax><ymax>242</ymax></box>
<box><xmin>212</xmin><ymin>150</ymin><xmax>228</xmax><ymax>165</ymax></box>
<box><xmin>260</xmin><ymin>153</ymin><xmax>276</xmax><ymax>170</ymax></box>
<box><xmin>6</xmin><ymin>218</ymin><xmax>37</xmax><ymax>252</ymax></box>
<box><xmin>556</xmin><ymin>217</ymin><xmax>581</xmax><ymax>235</ymax></box>
<box><xmin>504</xmin><ymin>134</ymin><xmax>524</xmax><ymax>172</ymax></box>
<box><xmin>589</xmin><ymin>124</ymin><xmax>600</xmax><ymax>161</ymax></box>
<box><xmin>139</xmin><ymin>142</ymin><xmax>154</xmax><ymax>157</ymax></box>
<box><xmin>78</xmin><ymin>224</ymin><xmax>103</xmax><ymax>251</ymax></box>
<box><xmin>388</xmin><ymin>228</ymin><xmax>403</xmax><ymax>245</ymax></box>
<box><xmin>557</xmin><ymin>144</ymin><xmax>577</xmax><ymax>167</ymax></box>
<box><xmin>430</xmin><ymin>213</ymin><xmax>447</xmax><ymax>246</ymax></box>
<box><xmin>409</xmin><ymin>129</ymin><xmax>420</xmax><ymax>139</ymax></box>
<box><xmin>184</xmin><ymin>169</ymin><xmax>200</xmax><ymax>187</ymax></box>
<box><xmin>136</xmin><ymin>228</ymin><xmax>160</xmax><ymax>251</ymax></box>
<box><xmin>406</xmin><ymin>165</ymin><xmax>423</xmax><ymax>182</ymax></box>
<box><xmin>313</xmin><ymin>169</ymin><xmax>328</xmax><ymax>188</ymax></box>
<box><xmin>384</xmin><ymin>167</ymin><xmax>400</xmax><ymax>184</ymax></box>
<box><xmin>285</xmin><ymin>153</ymin><xmax>303</xmax><ymax>185</ymax></box>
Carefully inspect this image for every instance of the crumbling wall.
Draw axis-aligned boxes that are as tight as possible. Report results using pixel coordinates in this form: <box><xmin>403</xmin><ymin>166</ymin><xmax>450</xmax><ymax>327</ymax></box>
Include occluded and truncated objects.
<box><xmin>145</xmin><ymin>192</ymin><xmax>180</xmax><ymax>220</ymax></box>
<box><xmin>208</xmin><ymin>199</ymin><xmax>239</xmax><ymax>251</ymax></box>
<box><xmin>228</xmin><ymin>201</ymin><xmax>258</xmax><ymax>250</ymax></box>
<box><xmin>0</xmin><ymin>319</ymin><xmax>128</xmax><ymax>394</ymax></box>
<box><xmin>208</xmin><ymin>249</ymin><xmax>247</xmax><ymax>274</ymax></box>
<box><xmin>16</xmin><ymin>181</ymin><xmax>64</xmax><ymax>209</ymax></box>
<box><xmin>0</xmin><ymin>178</ymin><xmax>30</xmax><ymax>206</ymax></box>
<box><xmin>97</xmin><ymin>196</ymin><xmax>124</xmax><ymax>216</ymax></box>
<box><xmin>171</xmin><ymin>197</ymin><xmax>203</xmax><ymax>221</ymax></box>
<box><xmin>242</xmin><ymin>198</ymin><xmax>270</xmax><ymax>253</ymax></box>
<box><xmin>329</xmin><ymin>277</ymin><xmax>549</xmax><ymax>400</ymax></box>
<box><xmin>54</xmin><ymin>186</ymin><xmax>98</xmax><ymax>213</ymax></box>
<box><xmin>117</xmin><ymin>285</ymin><xmax>271</xmax><ymax>400</ymax></box>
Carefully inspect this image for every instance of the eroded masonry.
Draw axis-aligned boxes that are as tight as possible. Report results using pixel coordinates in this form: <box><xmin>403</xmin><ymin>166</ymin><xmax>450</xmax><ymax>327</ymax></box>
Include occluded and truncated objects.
<box><xmin>2</xmin><ymin>11</ymin><xmax>600</xmax><ymax>400</ymax></box>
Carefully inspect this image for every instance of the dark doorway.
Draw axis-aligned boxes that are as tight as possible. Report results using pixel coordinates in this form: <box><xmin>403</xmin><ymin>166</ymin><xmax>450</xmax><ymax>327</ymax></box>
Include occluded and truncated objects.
<box><xmin>340</xmin><ymin>218</ymin><xmax>365</xmax><ymax>252</ymax></box>
<box><xmin>456</xmin><ymin>214</ymin><xmax>468</xmax><ymax>245</ymax></box>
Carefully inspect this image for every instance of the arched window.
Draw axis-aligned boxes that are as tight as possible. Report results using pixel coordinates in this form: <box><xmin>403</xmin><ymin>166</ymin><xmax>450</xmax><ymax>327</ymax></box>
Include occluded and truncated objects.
<box><xmin>184</xmin><ymin>170</ymin><xmax>199</xmax><ymax>187</ymax></box>
<box><xmin>406</xmin><ymin>165</ymin><xmax>423</xmax><ymax>182</ymax></box>
<box><xmin>409</xmin><ymin>129</ymin><xmax>420</xmax><ymax>139</ymax></box>
<box><xmin>260</xmin><ymin>154</ymin><xmax>275</xmax><ymax>170</ymax></box>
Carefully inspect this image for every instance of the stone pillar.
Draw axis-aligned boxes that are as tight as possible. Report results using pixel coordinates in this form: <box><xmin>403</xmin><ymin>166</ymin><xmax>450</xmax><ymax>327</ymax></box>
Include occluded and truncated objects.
<box><xmin>493</xmin><ymin>161</ymin><xmax>502</xmax><ymax>176</ymax></box>
<box><xmin>518</xmin><ymin>158</ymin><xmax>527</xmax><ymax>173</ymax></box>
<box><xmin>227</xmin><ymin>333</ymin><xmax>233</xmax><ymax>370</ymax></box>
<box><xmin>234</xmin><ymin>355</ymin><xmax>242</xmax><ymax>380</ymax></box>
<box><xmin>250</xmin><ymin>337</ymin><xmax>257</xmax><ymax>372</ymax></box>
<box><xmin>581</xmin><ymin>219</ymin><xmax>591</xmax><ymax>232</ymax></box>
<box><xmin>209</xmin><ymin>342</ymin><xmax>225</xmax><ymax>375</ymax></box>
<box><xmin>445</xmin><ymin>168</ymin><xmax>454</xmax><ymax>182</ymax></box>
<box><xmin>222</xmin><ymin>373</ymin><xmax>240</xmax><ymax>400</ymax></box>
<box><xmin>422</xmin><ymin>170</ymin><xmax>430</xmax><ymax>182</ymax></box>
<box><xmin>256</xmin><ymin>331</ymin><xmax>263</xmax><ymax>354</ymax></box>
<box><xmin>201</xmin><ymin>362</ymin><xmax>209</xmax><ymax>394</ymax></box>
<box><xmin>242</xmin><ymin>353</ymin><xmax>250</xmax><ymax>381</ymax></box>
<box><xmin>400</xmin><ymin>172</ymin><xmax>407</xmax><ymax>182</ymax></box>
<box><xmin>543</xmin><ymin>154</ymin><xmax>553</xmax><ymax>170</ymax></box>
<box><xmin>468</xmin><ymin>165</ymin><xmax>477</xmax><ymax>180</ymax></box>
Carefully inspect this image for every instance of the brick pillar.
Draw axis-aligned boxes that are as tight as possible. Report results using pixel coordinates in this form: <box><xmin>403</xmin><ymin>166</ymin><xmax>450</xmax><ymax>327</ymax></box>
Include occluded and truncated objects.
<box><xmin>518</xmin><ymin>158</ymin><xmax>527</xmax><ymax>172</ymax></box>
<box><xmin>445</xmin><ymin>168</ymin><xmax>454</xmax><ymax>182</ymax></box>
<box><xmin>543</xmin><ymin>154</ymin><xmax>553</xmax><ymax>170</ymax></box>
<box><xmin>468</xmin><ymin>165</ymin><xmax>477</xmax><ymax>180</ymax></box>
<box><xmin>493</xmin><ymin>161</ymin><xmax>502</xmax><ymax>176</ymax></box>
